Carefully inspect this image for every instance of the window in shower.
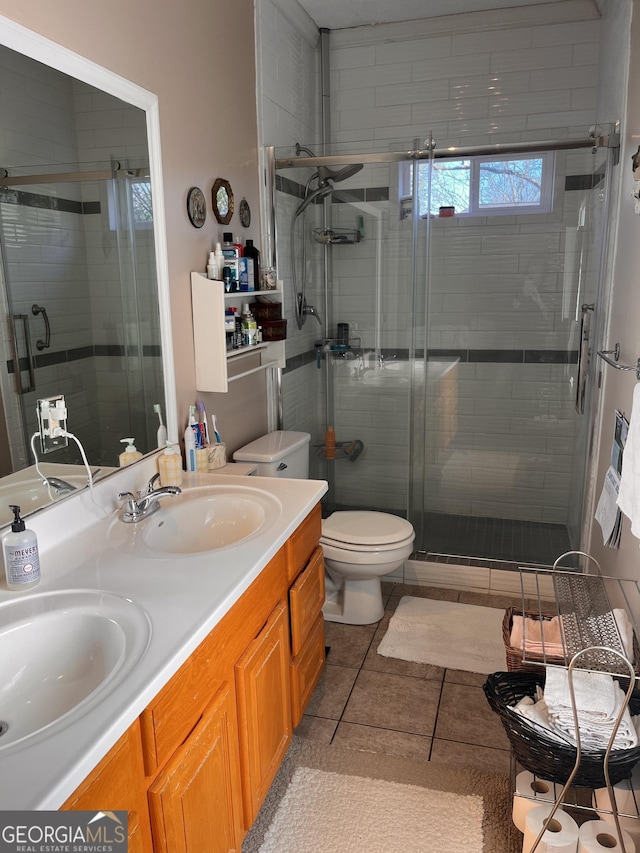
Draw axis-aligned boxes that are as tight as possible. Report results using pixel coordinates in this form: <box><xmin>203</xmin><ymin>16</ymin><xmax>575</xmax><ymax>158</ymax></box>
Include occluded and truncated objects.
<box><xmin>401</xmin><ymin>152</ymin><xmax>555</xmax><ymax>217</ymax></box>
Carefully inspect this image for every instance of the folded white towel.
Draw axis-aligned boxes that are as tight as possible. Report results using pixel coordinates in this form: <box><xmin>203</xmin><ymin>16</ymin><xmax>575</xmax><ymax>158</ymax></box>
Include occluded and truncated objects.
<box><xmin>544</xmin><ymin>668</ymin><xmax>638</xmax><ymax>751</ymax></box>
<box><xmin>510</xmin><ymin>669</ymin><xmax>639</xmax><ymax>752</ymax></box>
<box><xmin>544</xmin><ymin>667</ymin><xmax>617</xmax><ymax>720</ymax></box>
<box><xmin>618</xmin><ymin>383</ymin><xmax>640</xmax><ymax>537</ymax></box>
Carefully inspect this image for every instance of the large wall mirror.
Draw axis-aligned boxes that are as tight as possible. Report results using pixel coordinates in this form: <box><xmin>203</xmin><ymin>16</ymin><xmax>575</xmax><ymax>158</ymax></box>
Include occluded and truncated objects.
<box><xmin>0</xmin><ymin>21</ymin><xmax>175</xmax><ymax>525</ymax></box>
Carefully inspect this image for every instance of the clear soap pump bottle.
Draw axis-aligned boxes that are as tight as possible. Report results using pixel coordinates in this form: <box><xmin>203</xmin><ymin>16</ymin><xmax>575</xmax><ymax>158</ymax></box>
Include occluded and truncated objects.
<box><xmin>3</xmin><ymin>504</ymin><xmax>40</xmax><ymax>590</ymax></box>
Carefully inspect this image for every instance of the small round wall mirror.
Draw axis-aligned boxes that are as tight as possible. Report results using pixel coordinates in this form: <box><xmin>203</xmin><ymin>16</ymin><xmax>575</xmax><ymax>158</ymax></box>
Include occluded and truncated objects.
<box><xmin>212</xmin><ymin>178</ymin><xmax>234</xmax><ymax>225</ymax></box>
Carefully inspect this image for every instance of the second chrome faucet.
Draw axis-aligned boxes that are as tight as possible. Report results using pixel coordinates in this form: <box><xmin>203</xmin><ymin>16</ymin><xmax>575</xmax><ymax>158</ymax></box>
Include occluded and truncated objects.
<box><xmin>118</xmin><ymin>472</ymin><xmax>181</xmax><ymax>523</ymax></box>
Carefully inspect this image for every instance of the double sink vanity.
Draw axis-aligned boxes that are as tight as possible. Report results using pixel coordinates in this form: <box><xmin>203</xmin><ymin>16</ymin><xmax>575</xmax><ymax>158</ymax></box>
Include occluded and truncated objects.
<box><xmin>0</xmin><ymin>454</ymin><xmax>327</xmax><ymax>851</ymax></box>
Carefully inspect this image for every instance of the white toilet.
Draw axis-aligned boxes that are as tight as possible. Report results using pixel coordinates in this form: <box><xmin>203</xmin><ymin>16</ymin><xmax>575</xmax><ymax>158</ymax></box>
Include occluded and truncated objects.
<box><xmin>233</xmin><ymin>430</ymin><xmax>415</xmax><ymax>625</ymax></box>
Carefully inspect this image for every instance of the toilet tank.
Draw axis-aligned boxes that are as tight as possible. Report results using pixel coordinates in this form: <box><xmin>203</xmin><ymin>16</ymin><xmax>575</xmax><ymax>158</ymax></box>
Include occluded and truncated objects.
<box><xmin>233</xmin><ymin>430</ymin><xmax>310</xmax><ymax>478</ymax></box>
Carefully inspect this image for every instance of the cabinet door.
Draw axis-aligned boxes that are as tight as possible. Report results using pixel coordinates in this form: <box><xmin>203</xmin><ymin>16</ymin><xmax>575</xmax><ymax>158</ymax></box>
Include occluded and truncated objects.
<box><xmin>235</xmin><ymin>600</ymin><xmax>292</xmax><ymax>828</ymax></box>
<box><xmin>289</xmin><ymin>546</ymin><xmax>325</xmax><ymax>656</ymax></box>
<box><xmin>61</xmin><ymin>719</ymin><xmax>152</xmax><ymax>852</ymax></box>
<box><xmin>148</xmin><ymin>682</ymin><xmax>244</xmax><ymax>853</ymax></box>
<box><xmin>291</xmin><ymin>612</ymin><xmax>326</xmax><ymax>728</ymax></box>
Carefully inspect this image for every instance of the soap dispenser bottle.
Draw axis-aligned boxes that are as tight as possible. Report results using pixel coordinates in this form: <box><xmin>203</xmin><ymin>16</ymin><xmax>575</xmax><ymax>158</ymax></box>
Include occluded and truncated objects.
<box><xmin>158</xmin><ymin>442</ymin><xmax>183</xmax><ymax>487</ymax></box>
<box><xmin>3</xmin><ymin>505</ymin><xmax>40</xmax><ymax>590</ymax></box>
<box><xmin>119</xmin><ymin>438</ymin><xmax>143</xmax><ymax>467</ymax></box>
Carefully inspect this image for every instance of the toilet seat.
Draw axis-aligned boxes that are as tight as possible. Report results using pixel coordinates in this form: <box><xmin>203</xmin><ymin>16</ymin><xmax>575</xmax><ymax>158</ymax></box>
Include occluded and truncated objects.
<box><xmin>321</xmin><ymin>511</ymin><xmax>415</xmax><ymax>552</ymax></box>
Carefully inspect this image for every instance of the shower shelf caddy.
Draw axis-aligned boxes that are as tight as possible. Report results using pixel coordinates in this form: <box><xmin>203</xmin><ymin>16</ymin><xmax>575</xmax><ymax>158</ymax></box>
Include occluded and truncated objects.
<box><xmin>191</xmin><ymin>271</ymin><xmax>285</xmax><ymax>392</ymax></box>
<box><xmin>506</xmin><ymin>562</ymin><xmax>640</xmax><ymax>852</ymax></box>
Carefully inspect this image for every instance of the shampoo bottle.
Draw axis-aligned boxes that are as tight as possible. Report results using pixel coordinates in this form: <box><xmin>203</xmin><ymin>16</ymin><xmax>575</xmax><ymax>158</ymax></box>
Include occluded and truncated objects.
<box><xmin>158</xmin><ymin>442</ymin><xmax>183</xmax><ymax>487</ymax></box>
<box><xmin>3</xmin><ymin>505</ymin><xmax>40</xmax><ymax>590</ymax></box>
<box><xmin>119</xmin><ymin>438</ymin><xmax>143</xmax><ymax>467</ymax></box>
<box><xmin>244</xmin><ymin>240</ymin><xmax>261</xmax><ymax>292</ymax></box>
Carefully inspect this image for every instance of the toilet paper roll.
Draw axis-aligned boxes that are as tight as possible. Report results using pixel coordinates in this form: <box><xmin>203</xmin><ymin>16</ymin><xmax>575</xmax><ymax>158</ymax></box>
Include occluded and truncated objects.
<box><xmin>578</xmin><ymin>819</ymin><xmax>636</xmax><ymax>853</ymax></box>
<box><xmin>523</xmin><ymin>804</ymin><xmax>580</xmax><ymax>853</ymax></box>
<box><xmin>594</xmin><ymin>764</ymin><xmax>640</xmax><ymax>819</ymax></box>
<box><xmin>594</xmin><ymin>766</ymin><xmax>640</xmax><ymax>848</ymax></box>
<box><xmin>513</xmin><ymin>770</ymin><xmax>560</xmax><ymax>832</ymax></box>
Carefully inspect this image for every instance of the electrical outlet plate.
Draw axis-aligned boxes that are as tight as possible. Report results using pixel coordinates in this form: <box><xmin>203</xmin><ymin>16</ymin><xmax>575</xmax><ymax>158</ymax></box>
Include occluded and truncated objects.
<box><xmin>37</xmin><ymin>395</ymin><xmax>68</xmax><ymax>454</ymax></box>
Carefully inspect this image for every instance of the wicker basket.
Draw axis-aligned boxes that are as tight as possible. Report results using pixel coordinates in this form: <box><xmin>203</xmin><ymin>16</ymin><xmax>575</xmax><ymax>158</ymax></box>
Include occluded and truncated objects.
<box><xmin>484</xmin><ymin>670</ymin><xmax>640</xmax><ymax>787</ymax></box>
<box><xmin>503</xmin><ymin>607</ymin><xmax>640</xmax><ymax>678</ymax></box>
<box><xmin>503</xmin><ymin>608</ymin><xmax>567</xmax><ymax>673</ymax></box>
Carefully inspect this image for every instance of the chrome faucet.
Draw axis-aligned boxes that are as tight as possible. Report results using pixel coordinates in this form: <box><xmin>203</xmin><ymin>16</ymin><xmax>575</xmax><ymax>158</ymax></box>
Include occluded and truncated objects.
<box><xmin>44</xmin><ymin>476</ymin><xmax>77</xmax><ymax>494</ymax></box>
<box><xmin>118</xmin><ymin>474</ymin><xmax>181</xmax><ymax>523</ymax></box>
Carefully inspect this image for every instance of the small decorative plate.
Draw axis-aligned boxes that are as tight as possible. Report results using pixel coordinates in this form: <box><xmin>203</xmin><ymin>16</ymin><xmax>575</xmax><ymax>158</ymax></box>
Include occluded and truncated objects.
<box><xmin>239</xmin><ymin>197</ymin><xmax>251</xmax><ymax>228</ymax></box>
<box><xmin>186</xmin><ymin>186</ymin><xmax>207</xmax><ymax>228</ymax></box>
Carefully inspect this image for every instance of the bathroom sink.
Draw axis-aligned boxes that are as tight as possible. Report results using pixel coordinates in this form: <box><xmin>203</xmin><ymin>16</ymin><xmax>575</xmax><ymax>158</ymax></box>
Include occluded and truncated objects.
<box><xmin>0</xmin><ymin>590</ymin><xmax>150</xmax><ymax>751</ymax></box>
<box><xmin>110</xmin><ymin>485</ymin><xmax>282</xmax><ymax>557</ymax></box>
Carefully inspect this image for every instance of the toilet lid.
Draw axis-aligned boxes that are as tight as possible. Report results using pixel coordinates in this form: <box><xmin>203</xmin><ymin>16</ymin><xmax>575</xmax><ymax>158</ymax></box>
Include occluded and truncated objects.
<box><xmin>321</xmin><ymin>511</ymin><xmax>414</xmax><ymax>547</ymax></box>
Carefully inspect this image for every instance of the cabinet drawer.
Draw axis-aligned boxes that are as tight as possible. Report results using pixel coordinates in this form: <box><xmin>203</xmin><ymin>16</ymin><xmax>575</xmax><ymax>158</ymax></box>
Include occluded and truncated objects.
<box><xmin>289</xmin><ymin>546</ymin><xmax>325</xmax><ymax>656</ymax></box>
<box><xmin>285</xmin><ymin>502</ymin><xmax>322</xmax><ymax>585</ymax></box>
<box><xmin>290</xmin><ymin>613</ymin><xmax>325</xmax><ymax>728</ymax></box>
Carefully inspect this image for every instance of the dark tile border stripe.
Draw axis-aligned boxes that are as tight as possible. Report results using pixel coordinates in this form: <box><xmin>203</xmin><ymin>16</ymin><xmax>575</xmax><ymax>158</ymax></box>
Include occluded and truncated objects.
<box><xmin>0</xmin><ymin>188</ymin><xmax>102</xmax><ymax>215</ymax></box>
<box><xmin>7</xmin><ymin>343</ymin><xmax>161</xmax><ymax>374</ymax></box>
<box><xmin>285</xmin><ymin>347</ymin><xmax>578</xmax><ymax>373</ymax></box>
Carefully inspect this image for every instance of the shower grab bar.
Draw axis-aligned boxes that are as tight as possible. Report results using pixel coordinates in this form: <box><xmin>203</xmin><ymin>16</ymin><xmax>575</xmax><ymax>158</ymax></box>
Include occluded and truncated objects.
<box><xmin>32</xmin><ymin>304</ymin><xmax>50</xmax><ymax>351</ymax></box>
<box><xmin>596</xmin><ymin>343</ymin><xmax>640</xmax><ymax>380</ymax></box>
<box><xmin>10</xmin><ymin>313</ymin><xmax>35</xmax><ymax>394</ymax></box>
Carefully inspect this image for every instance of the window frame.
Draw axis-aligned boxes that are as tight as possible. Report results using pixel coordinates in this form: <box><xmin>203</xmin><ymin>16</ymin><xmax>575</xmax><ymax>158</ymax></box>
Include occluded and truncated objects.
<box><xmin>401</xmin><ymin>150</ymin><xmax>556</xmax><ymax>218</ymax></box>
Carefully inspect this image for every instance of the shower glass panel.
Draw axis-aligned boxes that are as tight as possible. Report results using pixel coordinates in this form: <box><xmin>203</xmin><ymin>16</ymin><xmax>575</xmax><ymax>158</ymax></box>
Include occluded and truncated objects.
<box><xmin>274</xmin><ymin>137</ymin><xmax>610</xmax><ymax>566</ymax></box>
<box><xmin>0</xmin><ymin>161</ymin><xmax>163</xmax><ymax>472</ymax></box>
<box><xmin>275</xmin><ymin>145</ymin><xmax>416</xmax><ymax>516</ymax></box>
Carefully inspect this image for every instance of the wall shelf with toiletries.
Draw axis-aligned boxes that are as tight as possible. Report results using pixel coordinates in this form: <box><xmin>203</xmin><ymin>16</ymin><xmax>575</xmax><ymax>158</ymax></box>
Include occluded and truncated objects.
<box><xmin>499</xmin><ymin>566</ymin><xmax>640</xmax><ymax>851</ymax></box>
<box><xmin>191</xmin><ymin>272</ymin><xmax>285</xmax><ymax>392</ymax></box>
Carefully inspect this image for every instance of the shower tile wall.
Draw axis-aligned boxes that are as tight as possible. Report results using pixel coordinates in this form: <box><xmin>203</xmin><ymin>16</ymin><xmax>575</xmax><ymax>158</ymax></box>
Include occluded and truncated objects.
<box><xmin>257</xmin><ymin>2</ymin><xmax>605</xmax><ymax>532</ymax></box>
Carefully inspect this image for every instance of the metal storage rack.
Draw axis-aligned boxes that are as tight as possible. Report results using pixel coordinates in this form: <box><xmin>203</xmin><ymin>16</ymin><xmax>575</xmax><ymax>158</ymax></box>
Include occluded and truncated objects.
<box><xmin>511</xmin><ymin>558</ymin><xmax>640</xmax><ymax>852</ymax></box>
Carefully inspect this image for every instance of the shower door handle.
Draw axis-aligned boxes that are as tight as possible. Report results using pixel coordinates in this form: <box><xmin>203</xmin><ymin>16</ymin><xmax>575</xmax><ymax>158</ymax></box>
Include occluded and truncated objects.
<box><xmin>575</xmin><ymin>303</ymin><xmax>594</xmax><ymax>415</ymax></box>
<box><xmin>10</xmin><ymin>313</ymin><xmax>35</xmax><ymax>394</ymax></box>
<box><xmin>32</xmin><ymin>303</ymin><xmax>50</xmax><ymax>350</ymax></box>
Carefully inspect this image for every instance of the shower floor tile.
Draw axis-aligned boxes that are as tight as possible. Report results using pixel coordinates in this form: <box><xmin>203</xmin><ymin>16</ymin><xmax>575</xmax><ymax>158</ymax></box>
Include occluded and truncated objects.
<box><xmin>423</xmin><ymin>511</ymin><xmax>571</xmax><ymax>565</ymax></box>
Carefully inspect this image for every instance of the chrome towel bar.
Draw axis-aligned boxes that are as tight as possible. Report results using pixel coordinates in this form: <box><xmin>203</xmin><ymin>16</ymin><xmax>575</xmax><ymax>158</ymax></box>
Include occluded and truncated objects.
<box><xmin>597</xmin><ymin>343</ymin><xmax>640</xmax><ymax>379</ymax></box>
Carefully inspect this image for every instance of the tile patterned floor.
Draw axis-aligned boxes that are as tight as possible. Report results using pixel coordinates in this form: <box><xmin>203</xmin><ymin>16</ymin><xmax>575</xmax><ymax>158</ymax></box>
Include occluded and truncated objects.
<box><xmin>295</xmin><ymin>581</ymin><xmax>521</xmax><ymax>776</ymax></box>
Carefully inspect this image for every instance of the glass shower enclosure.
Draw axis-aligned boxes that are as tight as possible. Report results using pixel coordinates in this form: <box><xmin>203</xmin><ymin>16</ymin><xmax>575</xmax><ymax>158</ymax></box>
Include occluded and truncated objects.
<box><xmin>0</xmin><ymin>160</ymin><xmax>163</xmax><ymax>474</ymax></box>
<box><xmin>271</xmin><ymin>132</ymin><xmax>614</xmax><ymax>566</ymax></box>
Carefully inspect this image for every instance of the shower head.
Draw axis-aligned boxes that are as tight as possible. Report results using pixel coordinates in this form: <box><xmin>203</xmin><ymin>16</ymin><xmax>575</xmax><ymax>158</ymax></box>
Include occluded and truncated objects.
<box><xmin>317</xmin><ymin>163</ymin><xmax>363</xmax><ymax>184</ymax></box>
<box><xmin>294</xmin><ymin>179</ymin><xmax>334</xmax><ymax>217</ymax></box>
<box><xmin>294</xmin><ymin>142</ymin><xmax>364</xmax><ymax>186</ymax></box>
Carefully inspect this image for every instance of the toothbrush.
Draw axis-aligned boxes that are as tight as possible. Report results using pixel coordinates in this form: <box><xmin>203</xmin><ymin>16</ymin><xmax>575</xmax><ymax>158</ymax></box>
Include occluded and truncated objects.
<box><xmin>154</xmin><ymin>403</ymin><xmax>167</xmax><ymax>448</ymax></box>
<box><xmin>196</xmin><ymin>400</ymin><xmax>210</xmax><ymax>445</ymax></box>
<box><xmin>211</xmin><ymin>414</ymin><xmax>222</xmax><ymax>444</ymax></box>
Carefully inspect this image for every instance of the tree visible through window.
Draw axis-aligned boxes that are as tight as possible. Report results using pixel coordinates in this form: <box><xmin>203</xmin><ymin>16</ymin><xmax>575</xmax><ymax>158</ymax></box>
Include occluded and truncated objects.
<box><xmin>409</xmin><ymin>152</ymin><xmax>554</xmax><ymax>217</ymax></box>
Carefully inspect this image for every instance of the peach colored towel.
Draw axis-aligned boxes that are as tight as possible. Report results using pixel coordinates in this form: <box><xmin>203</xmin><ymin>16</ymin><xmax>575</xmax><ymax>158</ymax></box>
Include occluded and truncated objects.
<box><xmin>510</xmin><ymin>614</ymin><xmax>564</xmax><ymax>657</ymax></box>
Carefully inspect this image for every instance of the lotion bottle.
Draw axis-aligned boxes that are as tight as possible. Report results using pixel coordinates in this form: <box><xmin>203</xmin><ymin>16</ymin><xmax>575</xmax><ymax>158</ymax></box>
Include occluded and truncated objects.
<box><xmin>119</xmin><ymin>438</ymin><xmax>143</xmax><ymax>467</ymax></box>
<box><xmin>3</xmin><ymin>505</ymin><xmax>40</xmax><ymax>590</ymax></box>
<box><xmin>158</xmin><ymin>442</ymin><xmax>183</xmax><ymax>487</ymax></box>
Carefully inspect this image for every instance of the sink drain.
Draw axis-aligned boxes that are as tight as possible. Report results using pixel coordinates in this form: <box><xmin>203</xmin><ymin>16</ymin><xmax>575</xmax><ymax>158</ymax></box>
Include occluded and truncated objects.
<box><xmin>0</xmin><ymin>721</ymin><xmax>8</xmax><ymax>738</ymax></box>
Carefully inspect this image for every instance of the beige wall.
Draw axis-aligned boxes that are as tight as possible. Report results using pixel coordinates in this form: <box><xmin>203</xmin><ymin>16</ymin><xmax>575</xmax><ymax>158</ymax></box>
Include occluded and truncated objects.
<box><xmin>0</xmin><ymin>0</ymin><xmax>268</xmax><ymax>452</ymax></box>
<box><xmin>589</xmin><ymin>0</ymin><xmax>640</xmax><ymax>587</ymax></box>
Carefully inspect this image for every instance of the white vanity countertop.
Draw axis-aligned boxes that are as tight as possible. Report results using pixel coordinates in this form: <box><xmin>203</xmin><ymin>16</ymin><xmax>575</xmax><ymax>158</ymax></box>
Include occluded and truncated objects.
<box><xmin>0</xmin><ymin>460</ymin><xmax>327</xmax><ymax>810</ymax></box>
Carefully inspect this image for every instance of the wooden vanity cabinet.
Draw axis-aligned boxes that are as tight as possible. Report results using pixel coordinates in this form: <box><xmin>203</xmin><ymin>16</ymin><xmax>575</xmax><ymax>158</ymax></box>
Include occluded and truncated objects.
<box><xmin>61</xmin><ymin>718</ymin><xmax>153</xmax><ymax>853</ymax></box>
<box><xmin>61</xmin><ymin>502</ymin><xmax>324</xmax><ymax>853</ymax></box>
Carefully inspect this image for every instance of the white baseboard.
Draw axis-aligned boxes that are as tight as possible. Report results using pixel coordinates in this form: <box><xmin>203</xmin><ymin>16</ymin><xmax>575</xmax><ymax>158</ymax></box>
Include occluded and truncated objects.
<box><xmin>402</xmin><ymin>559</ymin><xmax>554</xmax><ymax>601</ymax></box>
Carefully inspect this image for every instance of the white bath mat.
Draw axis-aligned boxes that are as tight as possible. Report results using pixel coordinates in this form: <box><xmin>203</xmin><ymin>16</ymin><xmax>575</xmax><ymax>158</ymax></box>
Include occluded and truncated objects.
<box><xmin>258</xmin><ymin>766</ymin><xmax>484</xmax><ymax>853</ymax></box>
<box><xmin>377</xmin><ymin>596</ymin><xmax>506</xmax><ymax>674</ymax></box>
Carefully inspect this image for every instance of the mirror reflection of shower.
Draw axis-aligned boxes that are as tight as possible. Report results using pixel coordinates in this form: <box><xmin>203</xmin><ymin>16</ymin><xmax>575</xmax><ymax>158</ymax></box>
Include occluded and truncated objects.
<box><xmin>290</xmin><ymin>143</ymin><xmax>363</xmax><ymax>329</ymax></box>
